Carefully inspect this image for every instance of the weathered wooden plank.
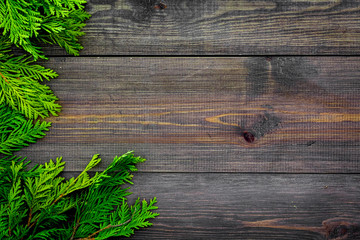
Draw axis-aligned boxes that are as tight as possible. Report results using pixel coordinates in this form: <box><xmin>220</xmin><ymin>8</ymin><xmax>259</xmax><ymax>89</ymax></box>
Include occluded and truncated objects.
<box><xmin>43</xmin><ymin>0</ymin><xmax>360</xmax><ymax>55</ymax></box>
<box><xmin>84</xmin><ymin>173</ymin><xmax>359</xmax><ymax>240</ymax></box>
<box><xmin>18</xmin><ymin>57</ymin><xmax>360</xmax><ymax>173</ymax></box>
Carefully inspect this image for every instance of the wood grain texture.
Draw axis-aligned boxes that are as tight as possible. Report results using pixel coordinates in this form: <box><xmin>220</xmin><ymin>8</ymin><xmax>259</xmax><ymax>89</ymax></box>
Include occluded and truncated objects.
<box><xmin>82</xmin><ymin>173</ymin><xmax>359</xmax><ymax>240</ymax></box>
<box><xmin>42</xmin><ymin>0</ymin><xmax>360</xmax><ymax>55</ymax></box>
<box><xmin>18</xmin><ymin>57</ymin><xmax>360</xmax><ymax>173</ymax></box>
<box><xmin>4</xmin><ymin>1</ymin><xmax>360</xmax><ymax>239</ymax></box>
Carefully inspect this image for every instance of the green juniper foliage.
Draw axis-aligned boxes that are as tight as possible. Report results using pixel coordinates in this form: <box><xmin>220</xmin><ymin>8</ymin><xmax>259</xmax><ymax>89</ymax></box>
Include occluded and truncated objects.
<box><xmin>0</xmin><ymin>103</ymin><xmax>51</xmax><ymax>155</ymax></box>
<box><xmin>0</xmin><ymin>37</ymin><xmax>60</xmax><ymax>119</ymax></box>
<box><xmin>0</xmin><ymin>0</ymin><xmax>158</xmax><ymax>239</ymax></box>
<box><xmin>0</xmin><ymin>0</ymin><xmax>91</xmax><ymax>60</ymax></box>
<box><xmin>0</xmin><ymin>152</ymin><xmax>158</xmax><ymax>239</ymax></box>
<box><xmin>0</xmin><ymin>0</ymin><xmax>90</xmax><ymax>148</ymax></box>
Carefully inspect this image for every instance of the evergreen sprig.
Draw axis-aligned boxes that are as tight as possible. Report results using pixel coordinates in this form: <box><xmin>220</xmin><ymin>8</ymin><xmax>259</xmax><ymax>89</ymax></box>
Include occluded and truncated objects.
<box><xmin>0</xmin><ymin>104</ymin><xmax>51</xmax><ymax>155</ymax></box>
<box><xmin>0</xmin><ymin>0</ymin><xmax>90</xmax><ymax>152</ymax></box>
<box><xmin>0</xmin><ymin>1</ymin><xmax>158</xmax><ymax>239</ymax></box>
<box><xmin>0</xmin><ymin>0</ymin><xmax>90</xmax><ymax>60</ymax></box>
<box><xmin>0</xmin><ymin>152</ymin><xmax>158</xmax><ymax>239</ymax></box>
<box><xmin>0</xmin><ymin>37</ymin><xmax>60</xmax><ymax>119</ymax></box>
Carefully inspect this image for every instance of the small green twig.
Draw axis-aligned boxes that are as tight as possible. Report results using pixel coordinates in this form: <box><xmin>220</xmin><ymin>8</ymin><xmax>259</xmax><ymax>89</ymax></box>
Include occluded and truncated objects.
<box><xmin>70</xmin><ymin>217</ymin><xmax>81</xmax><ymax>240</ymax></box>
<box><xmin>26</xmin><ymin>209</ymin><xmax>33</xmax><ymax>227</ymax></box>
<box><xmin>76</xmin><ymin>207</ymin><xmax>136</xmax><ymax>240</ymax></box>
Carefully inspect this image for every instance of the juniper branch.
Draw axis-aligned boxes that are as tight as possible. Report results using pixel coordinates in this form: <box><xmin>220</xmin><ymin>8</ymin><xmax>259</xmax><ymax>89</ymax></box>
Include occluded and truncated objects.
<box><xmin>77</xmin><ymin>207</ymin><xmax>137</xmax><ymax>240</ymax></box>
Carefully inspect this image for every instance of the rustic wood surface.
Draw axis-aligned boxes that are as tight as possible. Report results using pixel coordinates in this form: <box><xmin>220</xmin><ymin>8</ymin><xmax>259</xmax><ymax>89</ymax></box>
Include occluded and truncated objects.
<box><xmin>59</xmin><ymin>172</ymin><xmax>360</xmax><ymax>240</ymax></box>
<box><xmin>15</xmin><ymin>0</ymin><xmax>360</xmax><ymax>239</ymax></box>
<box><xmin>125</xmin><ymin>173</ymin><xmax>360</xmax><ymax>240</ymax></box>
<box><xmin>20</xmin><ymin>57</ymin><xmax>360</xmax><ymax>173</ymax></box>
<box><xmin>43</xmin><ymin>0</ymin><xmax>360</xmax><ymax>56</ymax></box>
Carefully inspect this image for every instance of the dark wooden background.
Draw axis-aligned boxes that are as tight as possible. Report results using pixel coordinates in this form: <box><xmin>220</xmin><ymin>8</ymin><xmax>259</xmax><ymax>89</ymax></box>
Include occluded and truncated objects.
<box><xmin>19</xmin><ymin>0</ymin><xmax>360</xmax><ymax>239</ymax></box>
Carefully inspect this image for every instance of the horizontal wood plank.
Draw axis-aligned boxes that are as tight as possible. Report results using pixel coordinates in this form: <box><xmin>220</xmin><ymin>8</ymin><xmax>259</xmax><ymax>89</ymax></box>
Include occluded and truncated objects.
<box><xmin>42</xmin><ymin>0</ymin><xmax>360</xmax><ymax>56</ymax></box>
<box><xmin>18</xmin><ymin>57</ymin><xmax>360</xmax><ymax>173</ymax></box>
<box><xmin>77</xmin><ymin>173</ymin><xmax>360</xmax><ymax>240</ymax></box>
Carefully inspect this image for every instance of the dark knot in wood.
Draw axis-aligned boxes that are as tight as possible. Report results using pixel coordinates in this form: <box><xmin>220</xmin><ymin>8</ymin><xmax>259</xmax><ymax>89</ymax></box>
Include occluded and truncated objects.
<box><xmin>323</xmin><ymin>218</ymin><xmax>360</xmax><ymax>240</ymax></box>
<box><xmin>154</xmin><ymin>1</ymin><xmax>167</xmax><ymax>9</ymax></box>
<box><xmin>243</xmin><ymin>131</ymin><xmax>255</xmax><ymax>143</ymax></box>
<box><xmin>238</xmin><ymin>112</ymin><xmax>281</xmax><ymax>143</ymax></box>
